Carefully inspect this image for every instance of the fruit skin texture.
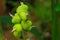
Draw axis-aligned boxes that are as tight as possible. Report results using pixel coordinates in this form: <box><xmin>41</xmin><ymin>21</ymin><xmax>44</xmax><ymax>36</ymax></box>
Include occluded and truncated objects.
<box><xmin>12</xmin><ymin>15</ymin><xmax>21</xmax><ymax>23</ymax></box>
<box><xmin>13</xmin><ymin>31</ymin><xmax>21</xmax><ymax>38</ymax></box>
<box><xmin>27</xmin><ymin>20</ymin><xmax>32</xmax><ymax>26</ymax></box>
<box><xmin>21</xmin><ymin>21</ymin><xmax>29</xmax><ymax>30</ymax></box>
<box><xmin>20</xmin><ymin>12</ymin><xmax>27</xmax><ymax>21</ymax></box>
<box><xmin>13</xmin><ymin>24</ymin><xmax>22</xmax><ymax>32</ymax></box>
<box><xmin>26</xmin><ymin>20</ymin><xmax>32</xmax><ymax>31</ymax></box>
<box><xmin>16</xmin><ymin>4</ymin><xmax>28</xmax><ymax>13</ymax></box>
<box><xmin>21</xmin><ymin>20</ymin><xmax>32</xmax><ymax>30</ymax></box>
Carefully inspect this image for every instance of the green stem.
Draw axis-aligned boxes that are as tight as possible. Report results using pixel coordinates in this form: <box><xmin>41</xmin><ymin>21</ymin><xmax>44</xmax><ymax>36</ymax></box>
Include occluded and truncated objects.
<box><xmin>51</xmin><ymin>0</ymin><xmax>59</xmax><ymax>40</ymax></box>
<box><xmin>22</xmin><ymin>31</ymin><xmax>26</xmax><ymax>40</ymax></box>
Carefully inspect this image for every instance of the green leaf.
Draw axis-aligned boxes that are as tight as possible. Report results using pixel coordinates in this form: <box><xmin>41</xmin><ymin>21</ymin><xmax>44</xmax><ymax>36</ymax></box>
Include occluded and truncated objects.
<box><xmin>55</xmin><ymin>4</ymin><xmax>60</xmax><ymax>12</ymax></box>
<box><xmin>29</xmin><ymin>27</ymin><xmax>42</xmax><ymax>40</ymax></box>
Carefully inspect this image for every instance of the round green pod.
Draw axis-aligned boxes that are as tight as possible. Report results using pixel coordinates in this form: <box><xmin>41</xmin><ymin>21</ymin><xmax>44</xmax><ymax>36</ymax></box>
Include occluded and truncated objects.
<box><xmin>26</xmin><ymin>20</ymin><xmax>32</xmax><ymax>26</ymax></box>
<box><xmin>21</xmin><ymin>21</ymin><xmax>28</xmax><ymax>30</ymax></box>
<box><xmin>13</xmin><ymin>24</ymin><xmax>22</xmax><ymax>32</ymax></box>
<box><xmin>21</xmin><ymin>20</ymin><xmax>32</xmax><ymax>30</ymax></box>
<box><xmin>12</xmin><ymin>15</ymin><xmax>21</xmax><ymax>23</ymax></box>
<box><xmin>16</xmin><ymin>4</ymin><xmax>28</xmax><ymax>13</ymax></box>
<box><xmin>13</xmin><ymin>31</ymin><xmax>21</xmax><ymax>38</ymax></box>
<box><xmin>26</xmin><ymin>20</ymin><xmax>32</xmax><ymax>31</ymax></box>
<box><xmin>20</xmin><ymin>12</ymin><xmax>27</xmax><ymax>21</ymax></box>
<box><xmin>28</xmin><ymin>26</ymin><xmax>32</xmax><ymax>31</ymax></box>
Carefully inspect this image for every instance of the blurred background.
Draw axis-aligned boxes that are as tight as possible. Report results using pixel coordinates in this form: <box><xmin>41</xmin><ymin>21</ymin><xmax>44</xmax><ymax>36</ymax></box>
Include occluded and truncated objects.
<box><xmin>0</xmin><ymin>0</ymin><xmax>60</xmax><ymax>40</ymax></box>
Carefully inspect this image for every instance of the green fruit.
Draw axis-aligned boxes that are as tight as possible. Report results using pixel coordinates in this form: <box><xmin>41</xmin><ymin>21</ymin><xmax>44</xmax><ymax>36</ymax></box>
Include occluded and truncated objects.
<box><xmin>28</xmin><ymin>26</ymin><xmax>32</xmax><ymax>31</ymax></box>
<box><xmin>13</xmin><ymin>31</ymin><xmax>21</xmax><ymax>38</ymax></box>
<box><xmin>16</xmin><ymin>4</ymin><xmax>28</xmax><ymax>13</ymax></box>
<box><xmin>21</xmin><ymin>20</ymin><xmax>32</xmax><ymax>30</ymax></box>
<box><xmin>12</xmin><ymin>15</ymin><xmax>21</xmax><ymax>23</ymax></box>
<box><xmin>13</xmin><ymin>24</ymin><xmax>22</xmax><ymax>32</ymax></box>
<box><xmin>26</xmin><ymin>20</ymin><xmax>32</xmax><ymax>26</ymax></box>
<box><xmin>21</xmin><ymin>21</ymin><xmax>28</xmax><ymax>30</ymax></box>
<box><xmin>20</xmin><ymin>12</ymin><xmax>27</xmax><ymax>20</ymax></box>
<box><xmin>26</xmin><ymin>20</ymin><xmax>32</xmax><ymax>30</ymax></box>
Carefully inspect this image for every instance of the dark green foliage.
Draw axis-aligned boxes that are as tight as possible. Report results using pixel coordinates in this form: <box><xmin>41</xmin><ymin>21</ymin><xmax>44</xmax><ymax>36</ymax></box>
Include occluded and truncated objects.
<box><xmin>0</xmin><ymin>16</ymin><xmax>13</xmax><ymax>38</ymax></box>
<box><xmin>30</xmin><ymin>27</ymin><xmax>43</xmax><ymax>40</ymax></box>
<box><xmin>0</xmin><ymin>16</ymin><xmax>13</xmax><ymax>28</ymax></box>
<box><xmin>32</xmin><ymin>0</ymin><xmax>52</xmax><ymax>23</ymax></box>
<box><xmin>55</xmin><ymin>4</ymin><xmax>60</xmax><ymax>12</ymax></box>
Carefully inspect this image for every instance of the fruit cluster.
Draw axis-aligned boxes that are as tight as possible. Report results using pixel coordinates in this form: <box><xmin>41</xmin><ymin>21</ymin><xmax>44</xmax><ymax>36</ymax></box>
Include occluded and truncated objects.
<box><xmin>11</xmin><ymin>2</ymin><xmax>32</xmax><ymax>38</ymax></box>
